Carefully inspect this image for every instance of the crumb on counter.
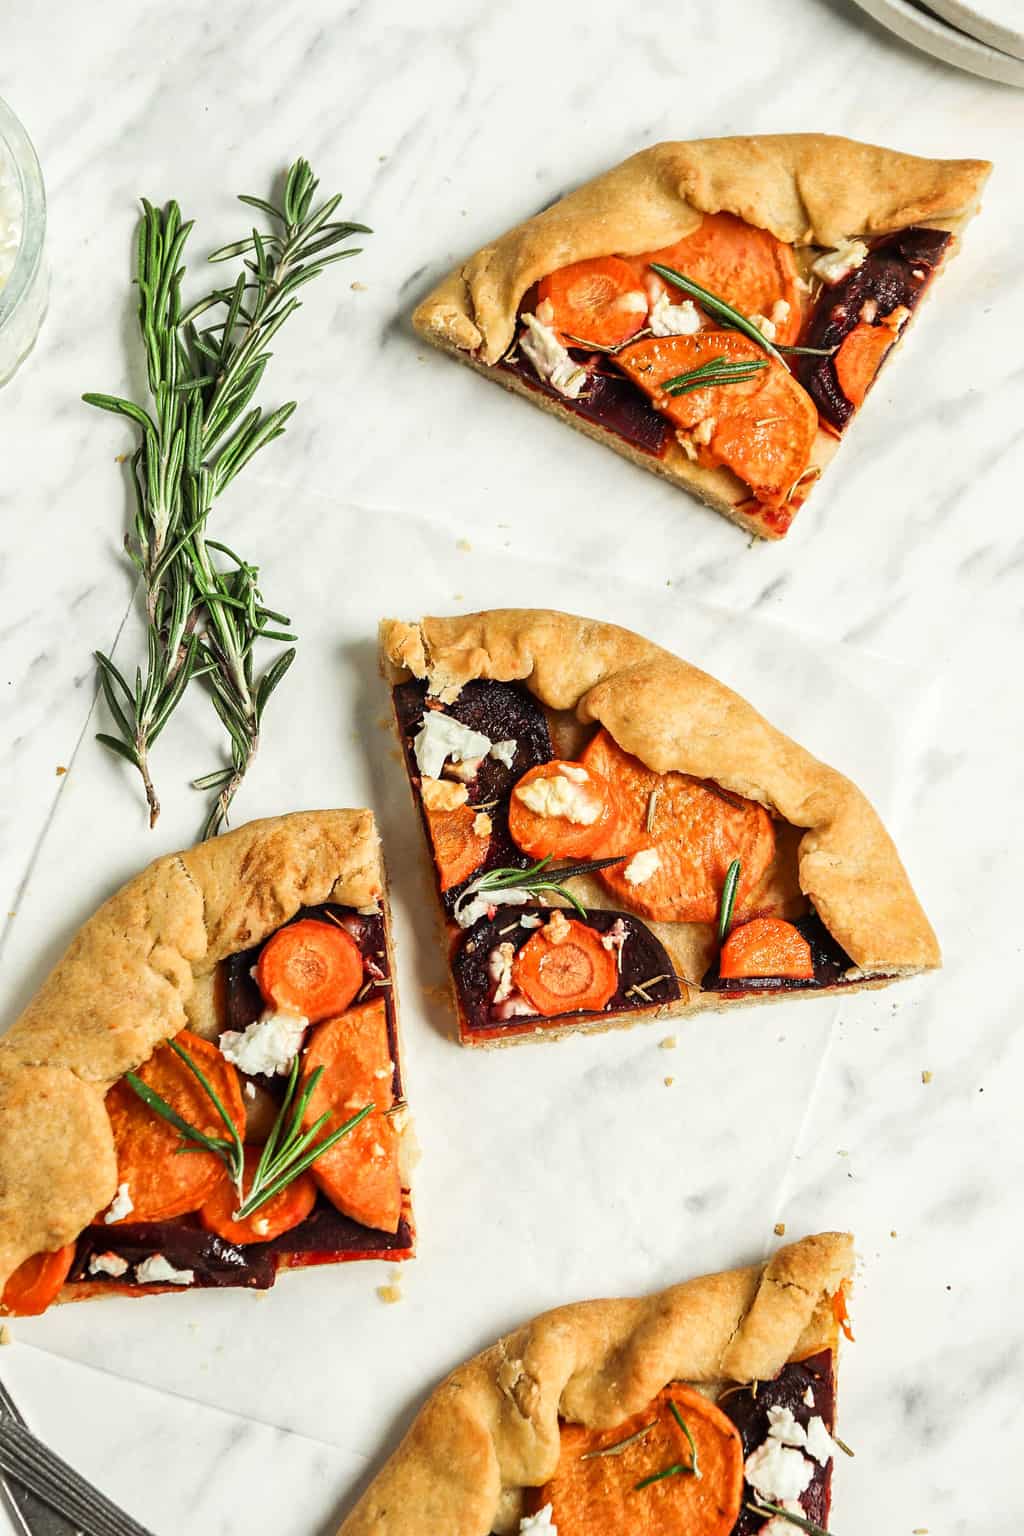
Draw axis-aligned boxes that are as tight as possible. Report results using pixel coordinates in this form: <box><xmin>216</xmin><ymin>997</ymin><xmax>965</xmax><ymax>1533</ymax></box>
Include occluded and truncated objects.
<box><xmin>377</xmin><ymin>1283</ymin><xmax>403</xmax><ymax>1305</ymax></box>
<box><xmin>351</xmin><ymin>281</ymin><xmax>368</xmax><ymax>291</ymax></box>
<box><xmin>0</xmin><ymin>1324</ymin><xmax>11</xmax><ymax>1345</ymax></box>
<box><xmin>663</xmin><ymin>1076</ymin><xmax>675</xmax><ymax>1087</ymax></box>
<box><xmin>774</xmin><ymin>1222</ymin><xmax>786</xmax><ymax>1237</ymax></box>
<box><xmin>55</xmin><ymin>765</ymin><xmax>67</xmax><ymax>776</ymax></box>
<box><xmin>659</xmin><ymin>1035</ymin><xmax>677</xmax><ymax>1051</ymax></box>
<box><xmin>921</xmin><ymin>1070</ymin><xmax>932</xmax><ymax>1084</ymax></box>
<box><xmin>891</xmin><ymin>1230</ymin><xmax>898</xmax><ymax>1239</ymax></box>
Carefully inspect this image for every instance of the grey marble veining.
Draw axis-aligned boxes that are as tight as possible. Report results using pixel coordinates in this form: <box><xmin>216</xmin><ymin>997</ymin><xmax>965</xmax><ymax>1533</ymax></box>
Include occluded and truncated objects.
<box><xmin>1</xmin><ymin>1</ymin><xmax>1021</xmax><ymax>1531</ymax></box>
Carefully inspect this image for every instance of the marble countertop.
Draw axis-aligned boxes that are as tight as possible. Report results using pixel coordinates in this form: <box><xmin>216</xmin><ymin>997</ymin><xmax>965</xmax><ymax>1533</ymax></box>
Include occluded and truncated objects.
<box><xmin>0</xmin><ymin>3</ymin><xmax>1020</xmax><ymax>1533</ymax></box>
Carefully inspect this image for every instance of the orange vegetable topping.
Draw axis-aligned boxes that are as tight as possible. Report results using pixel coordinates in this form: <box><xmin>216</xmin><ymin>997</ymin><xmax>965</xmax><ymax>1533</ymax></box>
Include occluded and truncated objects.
<box><xmin>426</xmin><ymin>803</ymin><xmax>491</xmax><ymax>892</ymax></box>
<box><xmin>0</xmin><ymin>1244</ymin><xmax>76</xmax><ymax>1317</ymax></box>
<box><xmin>508</xmin><ymin>759</ymin><xmax>616</xmax><ymax>862</ymax></box>
<box><xmin>200</xmin><ymin>1146</ymin><xmax>317</xmax><ymax>1246</ymax></box>
<box><xmin>579</xmin><ymin>729</ymin><xmax>775</xmax><ymax>924</ymax></box>
<box><xmin>719</xmin><ymin>917</ymin><xmax>814</xmax><ymax>981</ymax></box>
<box><xmin>104</xmin><ymin>1030</ymin><xmax>245</xmax><ymax>1222</ymax></box>
<box><xmin>256</xmin><ymin>918</ymin><xmax>364</xmax><ymax>1022</ymax></box>
<box><xmin>511</xmin><ymin>912</ymin><xmax>619</xmax><ymax>1017</ymax></box>
<box><xmin>537</xmin><ymin>256</ymin><xmax>649</xmax><ymax>348</ymax></box>
<box><xmin>834</xmin><ymin>322</ymin><xmax>894</xmax><ymax>408</ymax></box>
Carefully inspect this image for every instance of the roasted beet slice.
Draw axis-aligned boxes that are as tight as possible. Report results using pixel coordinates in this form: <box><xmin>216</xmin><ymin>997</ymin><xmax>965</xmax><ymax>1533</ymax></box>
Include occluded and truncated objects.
<box><xmin>724</xmin><ymin>1349</ymin><xmax>837</xmax><ymax>1534</ymax></box>
<box><xmin>71</xmin><ymin>1221</ymin><xmax>277</xmax><ymax>1290</ymax></box>
<box><xmin>393</xmin><ymin>679</ymin><xmax>555</xmax><ymax>914</ymax></box>
<box><xmin>500</xmin><ymin>351</ymin><xmax>671</xmax><ymax>458</ymax></box>
<box><xmin>453</xmin><ymin>905</ymin><xmax>681</xmax><ymax>1035</ymax></box>
<box><xmin>702</xmin><ymin>912</ymin><xmax>856</xmax><ymax>994</ymax></box>
<box><xmin>798</xmin><ymin>226</ymin><xmax>952</xmax><ymax>430</ymax></box>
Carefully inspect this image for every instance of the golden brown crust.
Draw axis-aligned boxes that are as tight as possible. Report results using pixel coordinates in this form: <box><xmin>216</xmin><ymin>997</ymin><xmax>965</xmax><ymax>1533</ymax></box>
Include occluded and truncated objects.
<box><xmin>414</xmin><ymin>134</ymin><xmax>990</xmax><ymax>365</ymax></box>
<box><xmin>381</xmin><ymin>610</ymin><xmax>941</xmax><ymax>1000</ymax></box>
<box><xmin>337</xmin><ymin>1231</ymin><xmax>854</xmax><ymax>1536</ymax></box>
<box><xmin>412</xmin><ymin>135</ymin><xmax>990</xmax><ymax>536</ymax></box>
<box><xmin>0</xmin><ymin>810</ymin><xmax>383</xmax><ymax>1292</ymax></box>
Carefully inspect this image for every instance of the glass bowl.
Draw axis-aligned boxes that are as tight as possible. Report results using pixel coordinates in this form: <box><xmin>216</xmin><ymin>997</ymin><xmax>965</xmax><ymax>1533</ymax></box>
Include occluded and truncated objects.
<box><xmin>0</xmin><ymin>95</ymin><xmax>47</xmax><ymax>387</ymax></box>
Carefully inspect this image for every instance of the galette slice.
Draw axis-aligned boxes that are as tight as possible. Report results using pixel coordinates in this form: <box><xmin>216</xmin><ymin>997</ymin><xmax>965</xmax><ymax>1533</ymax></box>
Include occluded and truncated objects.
<box><xmin>382</xmin><ymin>609</ymin><xmax>939</xmax><ymax>1046</ymax></box>
<box><xmin>0</xmin><ymin>811</ymin><xmax>413</xmax><ymax>1318</ymax></box>
<box><xmin>413</xmin><ymin>133</ymin><xmax>990</xmax><ymax>539</ymax></box>
<box><xmin>337</xmin><ymin>1230</ymin><xmax>855</xmax><ymax>1536</ymax></box>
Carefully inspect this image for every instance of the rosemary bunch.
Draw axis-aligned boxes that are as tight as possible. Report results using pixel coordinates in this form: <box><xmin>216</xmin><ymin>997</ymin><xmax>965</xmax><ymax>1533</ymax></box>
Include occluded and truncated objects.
<box><xmin>86</xmin><ymin>159</ymin><xmax>369</xmax><ymax>834</ymax></box>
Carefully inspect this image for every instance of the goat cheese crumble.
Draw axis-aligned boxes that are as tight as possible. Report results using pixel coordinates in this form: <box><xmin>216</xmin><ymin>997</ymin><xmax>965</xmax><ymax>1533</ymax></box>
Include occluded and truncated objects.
<box><xmin>515</xmin><ymin>771</ymin><xmax>600</xmax><ymax>825</ymax></box>
<box><xmin>519</xmin><ymin>1506</ymin><xmax>557</xmax><ymax>1534</ymax></box>
<box><xmin>649</xmin><ymin>291</ymin><xmax>701</xmax><ymax>336</ymax></box>
<box><xmin>744</xmin><ymin>1436</ymin><xmax>814</xmax><ymax>1503</ymax></box>
<box><xmin>104</xmin><ymin>1181</ymin><xmax>134</xmax><ymax>1224</ymax></box>
<box><xmin>811</xmin><ymin>239</ymin><xmax>869</xmax><ymax>284</ymax></box>
<box><xmin>88</xmin><ymin>1251</ymin><xmax>129</xmax><ymax>1278</ymax></box>
<box><xmin>134</xmin><ymin>1254</ymin><xmax>195</xmax><ymax>1286</ymax></box>
<box><xmin>220</xmin><ymin>1009</ymin><xmax>308</xmax><ymax>1076</ymax></box>
<box><xmin>623</xmin><ymin>848</ymin><xmax>661</xmax><ymax>885</ymax></box>
<box><xmin>518</xmin><ymin>313</ymin><xmax>587</xmax><ymax>399</ymax></box>
<box><xmin>413</xmin><ymin>712</ymin><xmax>493</xmax><ymax>780</ymax></box>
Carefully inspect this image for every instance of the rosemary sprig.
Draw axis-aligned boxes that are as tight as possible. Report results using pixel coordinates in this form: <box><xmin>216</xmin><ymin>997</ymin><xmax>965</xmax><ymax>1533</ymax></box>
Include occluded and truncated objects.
<box><xmin>634</xmin><ymin>1462</ymin><xmax>692</xmax><ymax>1490</ymax></box>
<box><xmin>662</xmin><ymin>356</ymin><xmax>768</xmax><ymax>396</ymax></box>
<box><xmin>455</xmin><ymin>854</ymin><xmax>626</xmax><ymax>924</ymax></box>
<box><xmin>668</xmin><ymin>1401</ymin><xmax>701</xmax><ymax>1478</ymax></box>
<box><xmin>126</xmin><ymin>1040</ymin><xmax>372</xmax><ymax>1220</ymax></box>
<box><xmin>580</xmin><ymin>1422</ymin><xmax>657</xmax><ymax>1461</ymax></box>
<box><xmin>744</xmin><ymin>1501</ymin><xmax>830</xmax><ymax>1536</ymax></box>
<box><xmin>717</xmin><ymin>858</ymin><xmax>742</xmax><ymax>943</ymax></box>
<box><xmin>649</xmin><ymin>265</ymin><xmax>782</xmax><ymax>360</ymax></box>
<box><xmin>86</xmin><ymin>159</ymin><xmax>369</xmax><ymax>835</ymax></box>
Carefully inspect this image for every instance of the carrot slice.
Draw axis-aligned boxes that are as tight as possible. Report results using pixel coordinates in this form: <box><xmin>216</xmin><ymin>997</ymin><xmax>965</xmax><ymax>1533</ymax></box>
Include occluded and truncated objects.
<box><xmin>199</xmin><ymin>1145</ymin><xmax>317</xmax><ymax>1246</ymax></box>
<box><xmin>531</xmin><ymin>1384</ymin><xmax>744</xmax><ymax>1536</ymax></box>
<box><xmin>301</xmin><ymin>997</ymin><xmax>402</xmax><ymax>1234</ymax></box>
<box><xmin>256</xmin><ymin>918</ymin><xmax>364</xmax><ymax>1022</ymax></box>
<box><xmin>0</xmin><ymin>1244</ymin><xmax>76</xmax><ymax>1317</ymax></box>
<box><xmin>104</xmin><ymin>1030</ymin><xmax>246</xmax><ymax>1222</ymax></box>
<box><xmin>834</xmin><ymin>321</ymin><xmax>894</xmax><ymax>408</ymax></box>
<box><xmin>634</xmin><ymin>212</ymin><xmax>802</xmax><ymax>345</ymax></box>
<box><xmin>833</xmin><ymin>1284</ymin><xmax>855</xmax><ymax>1342</ymax></box>
<box><xmin>425</xmin><ymin>802</ymin><xmax>491</xmax><ymax>892</ymax></box>
<box><xmin>508</xmin><ymin>760</ymin><xmax>616</xmax><ymax>861</ymax></box>
<box><xmin>615</xmin><ymin>332</ymin><xmax>817</xmax><ymax>508</ymax></box>
<box><xmin>511</xmin><ymin>913</ymin><xmax>619</xmax><ymax>1017</ymax></box>
<box><xmin>580</xmin><ymin>729</ymin><xmax>775</xmax><ymax>925</ymax></box>
<box><xmin>719</xmin><ymin>916</ymin><xmax>814</xmax><ymax>980</ymax></box>
<box><xmin>537</xmin><ymin>256</ymin><xmax>649</xmax><ymax>348</ymax></box>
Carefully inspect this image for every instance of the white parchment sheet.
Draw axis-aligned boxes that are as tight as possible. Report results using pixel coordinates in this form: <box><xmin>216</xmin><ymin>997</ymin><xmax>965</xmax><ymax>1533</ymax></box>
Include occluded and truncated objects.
<box><xmin>2</xmin><ymin>493</ymin><xmax>935</xmax><ymax>1456</ymax></box>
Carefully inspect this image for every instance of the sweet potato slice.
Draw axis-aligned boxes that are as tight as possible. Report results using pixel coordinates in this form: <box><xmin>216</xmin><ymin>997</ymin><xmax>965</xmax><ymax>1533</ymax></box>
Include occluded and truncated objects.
<box><xmin>426</xmin><ymin>803</ymin><xmax>491</xmax><ymax>892</ymax></box>
<box><xmin>615</xmin><ymin>332</ymin><xmax>817</xmax><ymax>509</ymax></box>
<box><xmin>634</xmin><ymin>212</ymin><xmax>803</xmax><ymax>345</ymax></box>
<box><xmin>532</xmin><ymin>1384</ymin><xmax>744</xmax><ymax>1536</ymax></box>
<box><xmin>719</xmin><ymin>916</ymin><xmax>814</xmax><ymax>980</ymax></box>
<box><xmin>200</xmin><ymin>1147</ymin><xmax>317</xmax><ymax>1246</ymax></box>
<box><xmin>581</xmin><ymin>729</ymin><xmax>775</xmax><ymax>924</ymax></box>
<box><xmin>104</xmin><ymin>1030</ymin><xmax>246</xmax><ymax>1222</ymax></box>
<box><xmin>301</xmin><ymin>998</ymin><xmax>402</xmax><ymax>1234</ymax></box>
<box><xmin>834</xmin><ymin>321</ymin><xmax>894</xmax><ymax>408</ymax></box>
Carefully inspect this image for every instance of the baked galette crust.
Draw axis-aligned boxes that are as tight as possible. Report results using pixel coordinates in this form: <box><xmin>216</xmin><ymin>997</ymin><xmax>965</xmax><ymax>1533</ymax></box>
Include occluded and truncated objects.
<box><xmin>412</xmin><ymin>134</ymin><xmax>991</xmax><ymax>535</ymax></box>
<box><xmin>381</xmin><ymin>609</ymin><xmax>940</xmax><ymax>1001</ymax></box>
<box><xmin>0</xmin><ymin>810</ymin><xmax>384</xmax><ymax>1293</ymax></box>
<box><xmin>337</xmin><ymin>1230</ymin><xmax>854</xmax><ymax>1536</ymax></box>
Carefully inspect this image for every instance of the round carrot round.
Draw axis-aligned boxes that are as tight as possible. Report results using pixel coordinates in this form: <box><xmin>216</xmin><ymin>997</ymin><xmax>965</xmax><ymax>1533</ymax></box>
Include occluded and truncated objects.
<box><xmin>614</xmin><ymin>331</ymin><xmax>818</xmax><ymax>509</ymax></box>
<box><xmin>426</xmin><ymin>803</ymin><xmax>491</xmax><ymax>893</ymax></box>
<box><xmin>0</xmin><ymin>1244</ymin><xmax>76</xmax><ymax>1317</ymax></box>
<box><xmin>511</xmin><ymin>914</ymin><xmax>618</xmax><ymax>1017</ymax></box>
<box><xmin>508</xmin><ymin>760</ymin><xmax>616</xmax><ymax>861</ymax></box>
<box><xmin>256</xmin><ymin>918</ymin><xmax>364</xmax><ymax>1022</ymax></box>
<box><xmin>635</xmin><ymin>211</ymin><xmax>803</xmax><ymax>345</ymax></box>
<box><xmin>580</xmin><ymin>729</ymin><xmax>775</xmax><ymax>925</ymax></box>
<box><xmin>834</xmin><ymin>321</ymin><xmax>894</xmax><ymax>408</ymax></box>
<box><xmin>719</xmin><ymin>916</ymin><xmax>814</xmax><ymax>980</ymax></box>
<box><xmin>301</xmin><ymin>997</ymin><xmax>402</xmax><ymax>1234</ymax></box>
<box><xmin>530</xmin><ymin>1383</ymin><xmax>744</xmax><ymax>1536</ymax></box>
<box><xmin>199</xmin><ymin>1146</ymin><xmax>317</xmax><ymax>1246</ymax></box>
<box><xmin>537</xmin><ymin>256</ymin><xmax>649</xmax><ymax>348</ymax></box>
<box><xmin>104</xmin><ymin>1030</ymin><xmax>246</xmax><ymax>1222</ymax></box>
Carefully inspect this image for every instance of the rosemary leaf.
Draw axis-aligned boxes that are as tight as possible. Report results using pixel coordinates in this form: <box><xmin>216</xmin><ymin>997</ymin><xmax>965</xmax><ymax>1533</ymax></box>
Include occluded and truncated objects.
<box><xmin>668</xmin><ymin>1401</ymin><xmax>701</xmax><ymax>1478</ymax></box>
<box><xmin>580</xmin><ymin>1422</ymin><xmax>657</xmax><ymax>1460</ymax></box>
<box><xmin>744</xmin><ymin>1501</ymin><xmax>830</xmax><ymax>1536</ymax></box>
<box><xmin>634</xmin><ymin>1462</ymin><xmax>692</xmax><ymax>1490</ymax></box>
<box><xmin>717</xmin><ymin>858</ymin><xmax>742</xmax><ymax>943</ymax></box>
<box><xmin>662</xmin><ymin>357</ymin><xmax>768</xmax><ymax>396</ymax></box>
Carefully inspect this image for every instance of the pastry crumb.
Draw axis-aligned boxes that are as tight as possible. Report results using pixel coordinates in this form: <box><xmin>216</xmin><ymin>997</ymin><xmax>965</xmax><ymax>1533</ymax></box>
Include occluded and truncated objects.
<box><xmin>0</xmin><ymin>1324</ymin><xmax>11</xmax><ymax>1345</ymax></box>
<box><xmin>663</xmin><ymin>1076</ymin><xmax>675</xmax><ymax>1087</ymax></box>
<box><xmin>837</xmin><ymin>1149</ymin><xmax>849</xmax><ymax>1157</ymax></box>
<box><xmin>890</xmin><ymin>1230</ymin><xmax>898</xmax><ymax>1238</ymax></box>
<box><xmin>921</xmin><ymin>1070</ymin><xmax>932</xmax><ymax>1084</ymax></box>
<box><xmin>55</xmin><ymin>765</ymin><xmax>67</xmax><ymax>776</ymax></box>
<box><xmin>456</xmin><ymin>538</ymin><xmax>472</xmax><ymax>552</ymax></box>
<box><xmin>774</xmin><ymin>1222</ymin><xmax>786</xmax><ymax>1237</ymax></box>
<box><xmin>377</xmin><ymin>1283</ymin><xmax>403</xmax><ymax>1305</ymax></box>
<box><xmin>350</xmin><ymin>281</ymin><xmax>368</xmax><ymax>291</ymax></box>
<box><xmin>659</xmin><ymin>1036</ymin><xmax>677</xmax><ymax>1050</ymax></box>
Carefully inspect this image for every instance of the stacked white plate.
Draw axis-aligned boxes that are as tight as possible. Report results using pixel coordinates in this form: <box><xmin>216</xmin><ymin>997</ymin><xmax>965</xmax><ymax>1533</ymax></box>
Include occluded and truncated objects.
<box><xmin>850</xmin><ymin>0</ymin><xmax>1024</xmax><ymax>83</ymax></box>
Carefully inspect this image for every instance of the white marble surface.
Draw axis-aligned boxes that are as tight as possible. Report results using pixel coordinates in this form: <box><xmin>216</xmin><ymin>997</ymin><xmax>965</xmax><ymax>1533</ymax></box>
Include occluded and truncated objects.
<box><xmin>0</xmin><ymin>2</ymin><xmax>1020</xmax><ymax>1533</ymax></box>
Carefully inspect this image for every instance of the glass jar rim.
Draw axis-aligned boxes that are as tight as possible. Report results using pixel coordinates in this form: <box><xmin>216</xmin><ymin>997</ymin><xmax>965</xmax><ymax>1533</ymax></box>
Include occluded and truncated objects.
<box><xmin>0</xmin><ymin>95</ymin><xmax>46</xmax><ymax>333</ymax></box>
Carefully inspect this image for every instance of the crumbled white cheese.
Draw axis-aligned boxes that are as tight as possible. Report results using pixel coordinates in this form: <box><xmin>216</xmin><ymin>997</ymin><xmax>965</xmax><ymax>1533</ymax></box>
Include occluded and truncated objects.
<box><xmin>811</xmin><ymin>239</ymin><xmax>869</xmax><ymax>284</ymax></box>
<box><xmin>623</xmin><ymin>848</ymin><xmax>661</xmax><ymax>885</ymax></box>
<box><xmin>543</xmin><ymin>910</ymin><xmax>572</xmax><ymax>945</ymax></box>
<box><xmin>749</xmin><ymin>312</ymin><xmax>777</xmax><ymax>343</ymax></box>
<box><xmin>649</xmin><ymin>291</ymin><xmax>701</xmax><ymax>337</ymax></box>
<box><xmin>88</xmin><ymin>1252</ymin><xmax>129</xmax><ymax>1279</ymax></box>
<box><xmin>490</xmin><ymin>739</ymin><xmax>518</xmax><ymax>769</ymax></box>
<box><xmin>518</xmin><ymin>313</ymin><xmax>587</xmax><ymax>399</ymax></box>
<box><xmin>764</xmin><ymin>1405</ymin><xmax>837</xmax><ymax>1466</ymax></box>
<box><xmin>104</xmin><ymin>1182</ymin><xmax>134</xmax><ymax>1224</ymax></box>
<box><xmin>473</xmin><ymin>812</ymin><xmax>493</xmax><ymax>837</ymax></box>
<box><xmin>771</xmin><ymin>298</ymin><xmax>791</xmax><ymax>328</ymax></box>
<box><xmin>519</xmin><ymin>1506</ymin><xmax>557</xmax><ymax>1534</ymax></box>
<box><xmin>691</xmin><ymin>416</ymin><xmax>715</xmax><ymax>447</ymax></box>
<box><xmin>759</xmin><ymin>1502</ymin><xmax>807</xmax><ymax>1535</ymax></box>
<box><xmin>492</xmin><ymin>994</ymin><xmax>536</xmax><ymax>1020</ymax></box>
<box><xmin>520</xmin><ymin>914</ymin><xmax>543</xmax><ymax>929</ymax></box>
<box><xmin>601</xmin><ymin>917</ymin><xmax>629</xmax><ymax>969</ymax></box>
<box><xmin>444</xmin><ymin>755</ymin><xmax>483</xmax><ymax>783</ymax></box>
<box><xmin>220</xmin><ymin>1010</ymin><xmax>307</xmax><ymax>1076</ymax></box>
<box><xmin>488</xmin><ymin>941</ymin><xmax>518</xmax><ymax>1004</ymax></box>
<box><xmin>514</xmin><ymin>771</ymin><xmax>599</xmax><ymax>826</ymax></box>
<box><xmin>766</xmin><ymin>1405</ymin><xmax>806</xmax><ymax>1448</ymax></box>
<box><xmin>744</xmin><ymin>1437</ymin><xmax>814</xmax><ymax>1503</ymax></box>
<box><xmin>244</xmin><ymin>1081</ymin><xmax>257</xmax><ymax>1101</ymax></box>
<box><xmin>804</xmin><ymin>1415</ymin><xmax>839</xmax><ymax>1466</ymax></box>
<box><xmin>134</xmin><ymin>1255</ymin><xmax>195</xmax><ymax>1286</ymax></box>
<box><xmin>803</xmin><ymin>1386</ymin><xmax>816</xmax><ymax>1409</ymax></box>
<box><xmin>420</xmin><ymin>776</ymin><xmax>469</xmax><ymax>812</ymax></box>
<box><xmin>413</xmin><ymin>712</ymin><xmax>493</xmax><ymax>780</ymax></box>
<box><xmin>455</xmin><ymin>887</ymin><xmax>531</xmax><ymax>929</ymax></box>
